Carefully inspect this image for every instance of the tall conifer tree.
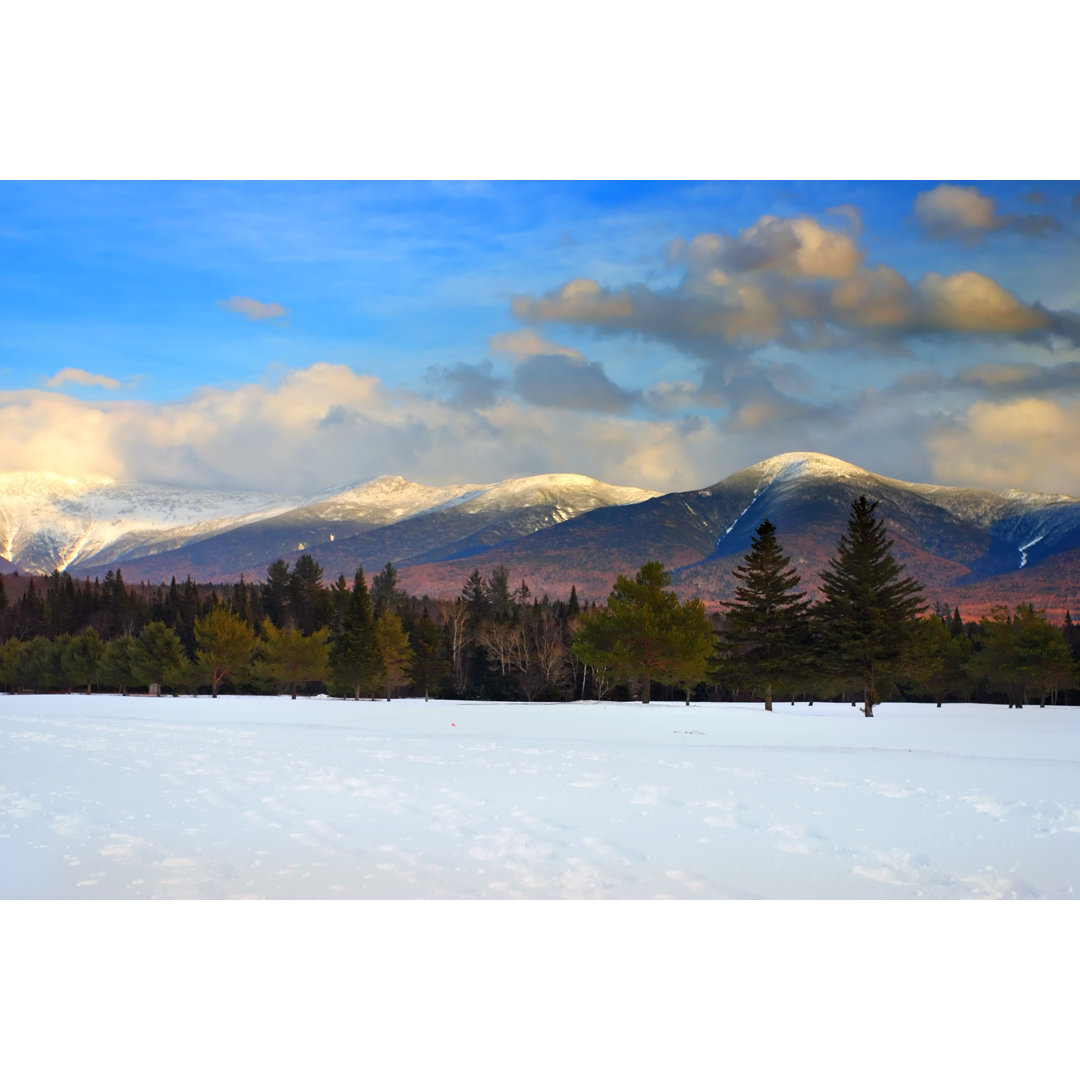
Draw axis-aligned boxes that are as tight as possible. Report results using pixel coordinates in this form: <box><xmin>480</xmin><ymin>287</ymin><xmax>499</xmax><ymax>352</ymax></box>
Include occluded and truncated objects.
<box><xmin>814</xmin><ymin>496</ymin><xmax>924</xmax><ymax>716</ymax></box>
<box><xmin>330</xmin><ymin>567</ymin><xmax>384</xmax><ymax>700</ymax></box>
<box><xmin>721</xmin><ymin>519</ymin><xmax>810</xmax><ymax>710</ymax></box>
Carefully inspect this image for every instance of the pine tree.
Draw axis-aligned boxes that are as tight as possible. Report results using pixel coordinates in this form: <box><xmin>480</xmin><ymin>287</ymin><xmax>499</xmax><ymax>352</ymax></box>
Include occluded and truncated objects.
<box><xmin>409</xmin><ymin>608</ymin><xmax>449</xmax><ymax>701</ymax></box>
<box><xmin>194</xmin><ymin>607</ymin><xmax>257</xmax><ymax>697</ymax></box>
<box><xmin>371</xmin><ymin>562</ymin><xmax>409</xmax><ymax>620</ymax></box>
<box><xmin>375</xmin><ymin>610</ymin><xmax>414</xmax><ymax>701</ymax></box>
<box><xmin>567</xmin><ymin>585</ymin><xmax>580</xmax><ymax>618</ymax></box>
<box><xmin>289</xmin><ymin>554</ymin><xmax>331</xmax><ymax>635</ymax></box>
<box><xmin>330</xmin><ymin>567</ymin><xmax>384</xmax><ymax>700</ymax></box>
<box><xmin>487</xmin><ymin>564</ymin><xmax>514</xmax><ymax>623</ymax></box>
<box><xmin>572</xmin><ymin>562</ymin><xmax>712</xmax><ymax>704</ymax></box>
<box><xmin>60</xmin><ymin>627</ymin><xmax>105</xmax><ymax>695</ymax></box>
<box><xmin>256</xmin><ymin>621</ymin><xmax>330</xmax><ymax>699</ymax></box>
<box><xmin>814</xmin><ymin>496</ymin><xmax>925</xmax><ymax>717</ymax></box>
<box><xmin>462</xmin><ymin>568</ymin><xmax>491</xmax><ymax>624</ymax></box>
<box><xmin>720</xmin><ymin>519</ymin><xmax>810</xmax><ymax>711</ymax></box>
<box><xmin>262</xmin><ymin>559</ymin><xmax>292</xmax><ymax>628</ymax></box>
<box><xmin>131</xmin><ymin>621</ymin><xmax>188</xmax><ymax>693</ymax></box>
<box><xmin>1008</xmin><ymin>604</ymin><xmax>1075</xmax><ymax>706</ymax></box>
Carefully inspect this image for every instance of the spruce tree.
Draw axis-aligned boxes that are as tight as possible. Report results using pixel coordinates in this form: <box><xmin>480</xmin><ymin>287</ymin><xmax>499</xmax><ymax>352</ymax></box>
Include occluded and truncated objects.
<box><xmin>721</xmin><ymin>519</ymin><xmax>810</xmax><ymax>711</ymax></box>
<box><xmin>814</xmin><ymin>496</ymin><xmax>925</xmax><ymax>716</ymax></box>
<box><xmin>371</xmin><ymin>562</ymin><xmax>409</xmax><ymax>620</ymax></box>
<box><xmin>330</xmin><ymin>567</ymin><xmax>384</xmax><ymax>700</ymax></box>
<box><xmin>262</xmin><ymin>559</ymin><xmax>292</xmax><ymax>629</ymax></box>
<box><xmin>487</xmin><ymin>564</ymin><xmax>514</xmax><ymax>623</ymax></box>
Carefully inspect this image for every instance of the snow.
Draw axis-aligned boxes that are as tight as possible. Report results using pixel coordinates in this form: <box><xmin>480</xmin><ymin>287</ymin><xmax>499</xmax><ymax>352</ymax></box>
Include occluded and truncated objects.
<box><xmin>755</xmin><ymin>450</ymin><xmax>870</xmax><ymax>484</ymax></box>
<box><xmin>0</xmin><ymin>470</ymin><xmax>659</xmax><ymax>574</ymax></box>
<box><xmin>3</xmin><ymin>695</ymin><xmax>1078</xmax><ymax>900</ymax></box>
<box><xmin>1018</xmin><ymin>534</ymin><xmax>1044</xmax><ymax>568</ymax></box>
<box><xmin>0</xmin><ymin>472</ymin><xmax>300</xmax><ymax>572</ymax></box>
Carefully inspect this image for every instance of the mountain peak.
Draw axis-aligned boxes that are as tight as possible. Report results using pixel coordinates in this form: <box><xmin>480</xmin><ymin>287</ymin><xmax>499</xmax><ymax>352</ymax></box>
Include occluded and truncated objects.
<box><xmin>755</xmin><ymin>451</ymin><xmax>869</xmax><ymax>484</ymax></box>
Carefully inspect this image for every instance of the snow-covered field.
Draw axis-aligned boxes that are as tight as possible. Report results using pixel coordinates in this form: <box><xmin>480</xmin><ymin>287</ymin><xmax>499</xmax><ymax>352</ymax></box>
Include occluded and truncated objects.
<box><xmin>2</xmin><ymin>694</ymin><xmax>1078</xmax><ymax>899</ymax></box>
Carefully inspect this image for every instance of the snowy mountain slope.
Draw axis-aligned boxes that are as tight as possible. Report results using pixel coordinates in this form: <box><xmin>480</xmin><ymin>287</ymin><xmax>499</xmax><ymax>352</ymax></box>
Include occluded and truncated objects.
<box><xmin>2</xmin><ymin>471</ymin><xmax>659</xmax><ymax>582</ymax></box>
<box><xmin>388</xmin><ymin>452</ymin><xmax>1080</xmax><ymax>615</ymax></box>
<box><xmin>263</xmin><ymin>476</ymin><xmax>663</xmax><ymax>584</ymax></box>
<box><xmin>0</xmin><ymin>472</ymin><xmax>301</xmax><ymax>575</ymax></box>
<box><xmin>4</xmin><ymin>455</ymin><xmax>1080</xmax><ymax>617</ymax></box>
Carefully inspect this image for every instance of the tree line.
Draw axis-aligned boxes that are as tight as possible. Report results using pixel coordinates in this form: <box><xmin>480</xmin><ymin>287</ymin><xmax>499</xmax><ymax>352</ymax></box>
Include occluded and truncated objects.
<box><xmin>1</xmin><ymin>497</ymin><xmax>1078</xmax><ymax>706</ymax></box>
<box><xmin>0</xmin><ymin>557</ymin><xmax>585</xmax><ymax>701</ymax></box>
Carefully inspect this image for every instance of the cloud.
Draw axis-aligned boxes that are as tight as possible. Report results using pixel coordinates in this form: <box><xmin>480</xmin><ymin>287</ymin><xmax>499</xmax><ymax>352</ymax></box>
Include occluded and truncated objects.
<box><xmin>0</xmin><ymin>363</ymin><xmax>723</xmax><ymax>494</ymax></box>
<box><xmin>488</xmin><ymin>327</ymin><xmax>641</xmax><ymax>414</ymax></box>
<box><xmin>511</xmin><ymin>213</ymin><xmax>1065</xmax><ymax>365</ymax></box>
<box><xmin>913</xmin><ymin>183</ymin><xmax>1062</xmax><ymax>242</ymax></box>
<box><xmin>217</xmin><ymin>296</ymin><xmax>289</xmax><ymax>321</ymax></box>
<box><xmin>719</xmin><ymin>216</ymin><xmax>862</xmax><ymax>279</ymax></box>
<box><xmin>959</xmin><ymin>361</ymin><xmax>1080</xmax><ymax>397</ymax></box>
<box><xmin>488</xmin><ymin>328</ymin><xmax>581</xmax><ymax>360</ymax></box>
<box><xmin>425</xmin><ymin>360</ymin><xmax>505</xmax><ymax>408</ymax></box>
<box><xmin>704</xmin><ymin>368</ymin><xmax>843</xmax><ymax>434</ymax></box>
<box><xmin>916</xmin><ymin>271</ymin><xmax>1048</xmax><ymax>334</ymax></box>
<box><xmin>510</xmin><ymin>278</ymin><xmax>635</xmax><ymax>326</ymax></box>
<box><xmin>927</xmin><ymin>397</ymin><xmax>1080</xmax><ymax>493</ymax></box>
<box><xmin>890</xmin><ymin>360</ymin><xmax>1080</xmax><ymax>402</ymax></box>
<box><xmin>643</xmin><ymin>380</ymin><xmax>698</xmax><ymax>412</ymax></box>
<box><xmin>44</xmin><ymin>367</ymin><xmax>122</xmax><ymax>390</ymax></box>
<box><xmin>511</xmin><ymin>354</ymin><xmax>640</xmax><ymax>414</ymax></box>
<box><xmin>825</xmin><ymin>204</ymin><xmax>863</xmax><ymax>237</ymax></box>
<box><xmin>914</xmin><ymin>184</ymin><xmax>997</xmax><ymax>237</ymax></box>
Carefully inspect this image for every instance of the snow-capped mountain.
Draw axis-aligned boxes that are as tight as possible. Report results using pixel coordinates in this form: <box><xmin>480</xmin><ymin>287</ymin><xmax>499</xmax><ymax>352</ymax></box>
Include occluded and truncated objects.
<box><xmin>0</xmin><ymin>473</ymin><xmax>302</xmax><ymax>575</ymax></box>
<box><xmin>0</xmin><ymin>470</ymin><xmax>659</xmax><ymax>581</ymax></box>
<box><xmin>3</xmin><ymin>454</ymin><xmax>1079</xmax><ymax>619</ymax></box>
<box><xmin>392</xmin><ymin>452</ymin><xmax>1080</xmax><ymax>618</ymax></box>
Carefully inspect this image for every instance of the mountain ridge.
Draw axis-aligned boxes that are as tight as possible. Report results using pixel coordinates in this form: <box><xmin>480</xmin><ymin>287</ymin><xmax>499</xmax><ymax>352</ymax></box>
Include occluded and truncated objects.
<box><xmin>2</xmin><ymin>453</ymin><xmax>1079</xmax><ymax>619</ymax></box>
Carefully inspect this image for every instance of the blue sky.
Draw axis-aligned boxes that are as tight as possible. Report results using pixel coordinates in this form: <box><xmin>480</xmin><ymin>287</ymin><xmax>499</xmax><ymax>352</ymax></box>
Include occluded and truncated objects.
<box><xmin>3</xmin><ymin>179</ymin><xmax>1079</xmax><ymax>495</ymax></box>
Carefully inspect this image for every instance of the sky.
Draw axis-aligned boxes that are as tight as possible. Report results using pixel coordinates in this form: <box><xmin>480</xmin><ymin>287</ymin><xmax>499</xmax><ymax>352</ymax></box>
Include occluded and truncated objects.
<box><xmin>2</xmin><ymin>178</ymin><xmax>1079</xmax><ymax>496</ymax></box>
<box><xmin>1</xmin><ymin>2</ymin><xmax>1077</xmax><ymax>499</ymax></box>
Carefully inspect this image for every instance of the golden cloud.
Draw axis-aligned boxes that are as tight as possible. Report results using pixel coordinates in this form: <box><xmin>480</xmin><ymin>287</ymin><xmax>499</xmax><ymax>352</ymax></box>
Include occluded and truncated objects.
<box><xmin>928</xmin><ymin>397</ymin><xmax>1080</xmax><ymax>493</ymax></box>
<box><xmin>917</xmin><ymin>271</ymin><xmax>1048</xmax><ymax>334</ymax></box>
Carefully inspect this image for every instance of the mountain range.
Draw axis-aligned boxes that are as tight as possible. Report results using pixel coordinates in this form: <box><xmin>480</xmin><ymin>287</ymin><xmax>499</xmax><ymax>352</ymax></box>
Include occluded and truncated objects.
<box><xmin>3</xmin><ymin>452</ymin><xmax>1079</xmax><ymax>619</ymax></box>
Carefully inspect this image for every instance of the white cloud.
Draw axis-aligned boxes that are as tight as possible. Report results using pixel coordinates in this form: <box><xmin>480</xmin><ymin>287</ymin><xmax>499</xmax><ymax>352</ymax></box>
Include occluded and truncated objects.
<box><xmin>44</xmin><ymin>367</ymin><xmax>123</xmax><ymax>390</ymax></box>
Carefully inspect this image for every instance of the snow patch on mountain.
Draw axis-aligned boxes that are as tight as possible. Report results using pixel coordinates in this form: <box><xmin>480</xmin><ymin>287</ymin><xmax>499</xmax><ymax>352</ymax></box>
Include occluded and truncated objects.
<box><xmin>1018</xmin><ymin>535</ymin><xmax>1044</xmax><ymax>569</ymax></box>
<box><xmin>301</xmin><ymin>476</ymin><xmax>489</xmax><ymax>522</ymax></box>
